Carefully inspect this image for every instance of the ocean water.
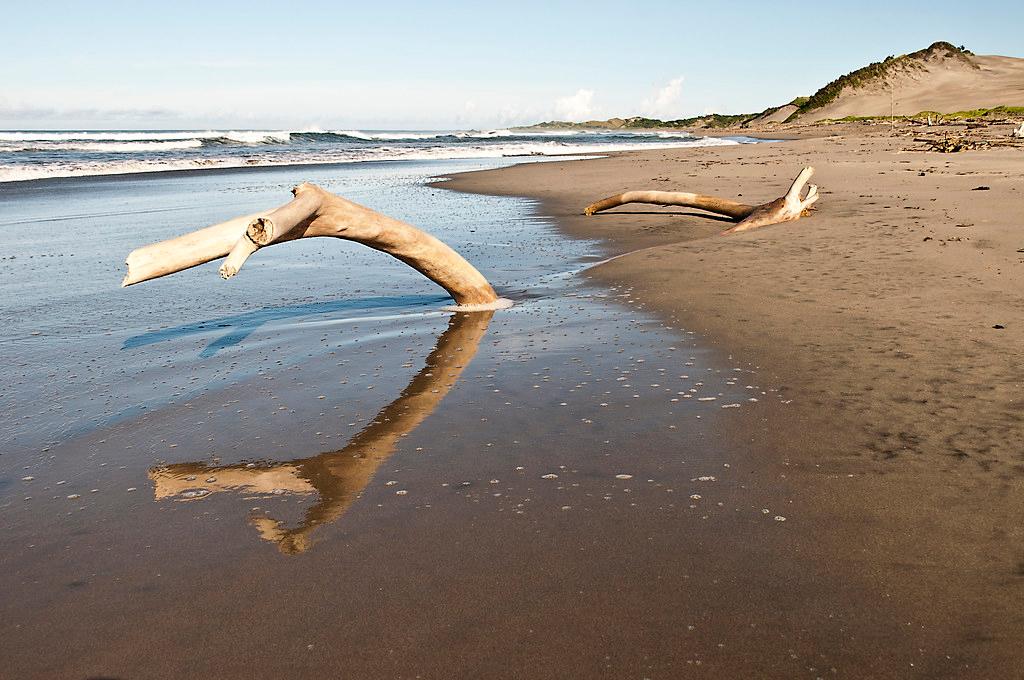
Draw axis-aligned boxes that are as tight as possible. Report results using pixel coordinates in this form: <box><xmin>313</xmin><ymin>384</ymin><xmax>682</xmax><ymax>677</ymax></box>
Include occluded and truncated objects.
<box><xmin>0</xmin><ymin>127</ymin><xmax>757</xmax><ymax>182</ymax></box>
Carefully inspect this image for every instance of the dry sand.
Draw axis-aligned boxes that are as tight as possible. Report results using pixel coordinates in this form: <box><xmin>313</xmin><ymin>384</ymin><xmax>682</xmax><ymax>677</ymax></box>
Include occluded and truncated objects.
<box><xmin>441</xmin><ymin>123</ymin><xmax>1024</xmax><ymax>675</ymax></box>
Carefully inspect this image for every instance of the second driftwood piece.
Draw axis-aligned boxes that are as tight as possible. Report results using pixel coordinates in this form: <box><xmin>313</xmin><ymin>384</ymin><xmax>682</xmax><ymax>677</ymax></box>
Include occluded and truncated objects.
<box><xmin>123</xmin><ymin>183</ymin><xmax>499</xmax><ymax>307</ymax></box>
<box><xmin>583</xmin><ymin>167</ymin><xmax>819</xmax><ymax>235</ymax></box>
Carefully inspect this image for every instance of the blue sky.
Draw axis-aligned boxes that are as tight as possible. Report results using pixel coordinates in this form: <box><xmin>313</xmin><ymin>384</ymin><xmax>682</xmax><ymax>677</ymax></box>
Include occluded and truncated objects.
<box><xmin>2</xmin><ymin>0</ymin><xmax>1021</xmax><ymax>130</ymax></box>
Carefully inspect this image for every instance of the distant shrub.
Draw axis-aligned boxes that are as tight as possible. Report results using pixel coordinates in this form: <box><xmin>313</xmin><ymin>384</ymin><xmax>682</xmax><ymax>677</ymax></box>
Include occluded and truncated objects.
<box><xmin>813</xmin><ymin>106</ymin><xmax>1024</xmax><ymax>125</ymax></box>
<box><xmin>916</xmin><ymin>106</ymin><xmax>1024</xmax><ymax>121</ymax></box>
<box><xmin>623</xmin><ymin>117</ymin><xmax>668</xmax><ymax>128</ymax></box>
<box><xmin>618</xmin><ymin>114</ymin><xmax>757</xmax><ymax>129</ymax></box>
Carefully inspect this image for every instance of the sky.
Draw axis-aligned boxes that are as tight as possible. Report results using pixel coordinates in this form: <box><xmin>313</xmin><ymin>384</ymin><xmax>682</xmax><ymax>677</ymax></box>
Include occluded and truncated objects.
<box><xmin>2</xmin><ymin>0</ymin><xmax>1022</xmax><ymax>130</ymax></box>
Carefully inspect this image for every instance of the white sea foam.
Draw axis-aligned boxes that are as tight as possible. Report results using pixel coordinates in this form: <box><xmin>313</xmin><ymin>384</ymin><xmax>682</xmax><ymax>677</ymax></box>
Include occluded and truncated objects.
<box><xmin>1</xmin><ymin>130</ymin><xmax>203</xmax><ymax>142</ymax></box>
<box><xmin>0</xmin><ymin>130</ymin><xmax>291</xmax><ymax>143</ymax></box>
<box><xmin>360</xmin><ymin>131</ymin><xmax>440</xmax><ymax>140</ymax></box>
<box><xmin>0</xmin><ymin>160</ymin><xmax>208</xmax><ymax>182</ymax></box>
<box><xmin>3</xmin><ymin>140</ymin><xmax>205</xmax><ymax>153</ymax></box>
<box><xmin>332</xmin><ymin>129</ymin><xmax>375</xmax><ymax>140</ymax></box>
<box><xmin>453</xmin><ymin>129</ymin><xmax>515</xmax><ymax>138</ymax></box>
<box><xmin>219</xmin><ymin>130</ymin><xmax>291</xmax><ymax>144</ymax></box>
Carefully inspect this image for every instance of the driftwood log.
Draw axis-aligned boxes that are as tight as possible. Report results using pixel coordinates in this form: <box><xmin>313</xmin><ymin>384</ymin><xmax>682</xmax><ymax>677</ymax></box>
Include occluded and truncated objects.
<box><xmin>123</xmin><ymin>183</ymin><xmax>499</xmax><ymax>307</ymax></box>
<box><xmin>583</xmin><ymin>167</ymin><xmax>819</xmax><ymax>235</ymax></box>
<box><xmin>149</xmin><ymin>309</ymin><xmax>493</xmax><ymax>554</ymax></box>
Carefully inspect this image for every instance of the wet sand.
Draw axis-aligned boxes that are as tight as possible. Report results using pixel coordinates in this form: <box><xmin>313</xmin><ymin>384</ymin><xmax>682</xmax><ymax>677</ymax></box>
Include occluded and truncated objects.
<box><xmin>441</xmin><ymin>123</ymin><xmax>1024</xmax><ymax>676</ymax></box>
<box><xmin>1</xmin><ymin>157</ymin><xmax>828</xmax><ymax>679</ymax></box>
<box><xmin>2</xmin><ymin>298</ymin><xmax>816</xmax><ymax>679</ymax></box>
<box><xmin>2</xmin><ymin>131</ymin><xmax>1022</xmax><ymax>679</ymax></box>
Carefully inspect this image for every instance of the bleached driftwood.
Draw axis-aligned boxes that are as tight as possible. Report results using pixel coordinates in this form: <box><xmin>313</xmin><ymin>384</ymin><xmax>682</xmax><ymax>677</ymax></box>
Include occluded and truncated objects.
<box><xmin>123</xmin><ymin>183</ymin><xmax>499</xmax><ymax>307</ymax></box>
<box><xmin>583</xmin><ymin>167</ymin><xmax>819</xmax><ymax>235</ymax></box>
<box><xmin>149</xmin><ymin>309</ymin><xmax>493</xmax><ymax>554</ymax></box>
<box><xmin>1012</xmin><ymin>122</ymin><xmax>1024</xmax><ymax>138</ymax></box>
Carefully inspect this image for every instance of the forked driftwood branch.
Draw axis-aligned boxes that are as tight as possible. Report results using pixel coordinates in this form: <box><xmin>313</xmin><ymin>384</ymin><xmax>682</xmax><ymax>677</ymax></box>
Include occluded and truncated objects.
<box><xmin>583</xmin><ymin>167</ymin><xmax>819</xmax><ymax>235</ymax></box>
<box><xmin>123</xmin><ymin>183</ymin><xmax>500</xmax><ymax>307</ymax></box>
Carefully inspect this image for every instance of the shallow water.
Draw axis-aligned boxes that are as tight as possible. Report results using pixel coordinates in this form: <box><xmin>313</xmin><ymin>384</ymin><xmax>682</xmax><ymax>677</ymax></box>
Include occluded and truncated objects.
<box><xmin>0</xmin><ymin>158</ymin><xmax>796</xmax><ymax>679</ymax></box>
<box><xmin>0</xmin><ymin>158</ymin><xmax>598</xmax><ymax>454</ymax></box>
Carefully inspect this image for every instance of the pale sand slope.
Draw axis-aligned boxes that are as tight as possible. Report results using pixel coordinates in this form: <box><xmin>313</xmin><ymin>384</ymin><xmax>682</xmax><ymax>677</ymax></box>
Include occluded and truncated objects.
<box><xmin>746</xmin><ymin>103</ymin><xmax>799</xmax><ymax>126</ymax></box>
<box><xmin>802</xmin><ymin>53</ymin><xmax>1024</xmax><ymax>121</ymax></box>
<box><xmin>441</xmin><ymin>129</ymin><xmax>1024</xmax><ymax>674</ymax></box>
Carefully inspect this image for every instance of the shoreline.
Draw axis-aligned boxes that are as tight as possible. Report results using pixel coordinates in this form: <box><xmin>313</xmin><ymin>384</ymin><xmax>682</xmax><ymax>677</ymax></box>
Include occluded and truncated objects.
<box><xmin>436</xmin><ymin>124</ymin><xmax>1024</xmax><ymax>674</ymax></box>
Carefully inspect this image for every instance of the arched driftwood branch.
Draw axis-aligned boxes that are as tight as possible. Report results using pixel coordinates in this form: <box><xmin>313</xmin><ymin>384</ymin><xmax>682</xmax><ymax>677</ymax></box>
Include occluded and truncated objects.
<box><xmin>123</xmin><ymin>183</ymin><xmax>500</xmax><ymax>307</ymax></box>
<box><xmin>583</xmin><ymin>167</ymin><xmax>819</xmax><ymax>235</ymax></box>
<box><xmin>149</xmin><ymin>309</ymin><xmax>494</xmax><ymax>554</ymax></box>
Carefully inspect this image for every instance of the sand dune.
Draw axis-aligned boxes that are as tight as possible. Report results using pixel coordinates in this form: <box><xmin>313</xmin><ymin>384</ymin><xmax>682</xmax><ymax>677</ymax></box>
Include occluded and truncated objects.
<box><xmin>745</xmin><ymin>103</ymin><xmax>799</xmax><ymax>126</ymax></box>
<box><xmin>795</xmin><ymin>43</ymin><xmax>1024</xmax><ymax>121</ymax></box>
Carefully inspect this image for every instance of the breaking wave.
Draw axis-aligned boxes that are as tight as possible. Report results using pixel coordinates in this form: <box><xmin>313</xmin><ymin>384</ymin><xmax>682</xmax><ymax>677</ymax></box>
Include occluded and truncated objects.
<box><xmin>0</xmin><ymin>127</ymin><xmax>760</xmax><ymax>182</ymax></box>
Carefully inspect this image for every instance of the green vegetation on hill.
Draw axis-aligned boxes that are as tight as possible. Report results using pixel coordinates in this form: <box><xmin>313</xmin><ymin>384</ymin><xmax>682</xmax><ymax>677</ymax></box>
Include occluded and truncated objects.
<box><xmin>919</xmin><ymin>105</ymin><xmax>1024</xmax><ymax>120</ymax></box>
<box><xmin>786</xmin><ymin>42</ymin><xmax>976</xmax><ymax>122</ymax></box>
<box><xmin>817</xmin><ymin>106</ymin><xmax>1024</xmax><ymax>124</ymax></box>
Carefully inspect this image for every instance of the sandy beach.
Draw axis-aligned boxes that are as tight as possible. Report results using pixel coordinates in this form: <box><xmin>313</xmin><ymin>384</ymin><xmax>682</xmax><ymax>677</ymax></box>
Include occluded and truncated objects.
<box><xmin>0</xmin><ymin>118</ymin><xmax>1020</xmax><ymax>679</ymax></box>
<box><xmin>441</xmin><ymin>122</ymin><xmax>1024</xmax><ymax>675</ymax></box>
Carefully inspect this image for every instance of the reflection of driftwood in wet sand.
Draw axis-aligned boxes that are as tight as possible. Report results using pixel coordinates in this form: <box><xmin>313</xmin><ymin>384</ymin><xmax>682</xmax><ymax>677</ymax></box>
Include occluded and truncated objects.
<box><xmin>149</xmin><ymin>310</ymin><xmax>493</xmax><ymax>554</ymax></box>
<box><xmin>583</xmin><ymin>167</ymin><xmax>820</xmax><ymax>235</ymax></box>
<box><xmin>123</xmin><ymin>183</ymin><xmax>500</xmax><ymax>307</ymax></box>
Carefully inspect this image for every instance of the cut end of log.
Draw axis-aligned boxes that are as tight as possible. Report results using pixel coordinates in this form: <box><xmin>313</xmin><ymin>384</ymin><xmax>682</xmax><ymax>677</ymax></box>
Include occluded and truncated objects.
<box><xmin>122</xmin><ymin>255</ymin><xmax>144</xmax><ymax>287</ymax></box>
<box><xmin>248</xmin><ymin>216</ymin><xmax>275</xmax><ymax>246</ymax></box>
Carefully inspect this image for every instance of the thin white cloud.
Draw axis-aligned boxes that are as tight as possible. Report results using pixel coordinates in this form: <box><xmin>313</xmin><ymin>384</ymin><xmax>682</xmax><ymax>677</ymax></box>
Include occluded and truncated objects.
<box><xmin>641</xmin><ymin>76</ymin><xmax>685</xmax><ymax>119</ymax></box>
<box><xmin>554</xmin><ymin>89</ymin><xmax>595</xmax><ymax>121</ymax></box>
